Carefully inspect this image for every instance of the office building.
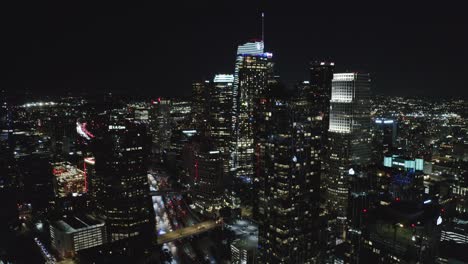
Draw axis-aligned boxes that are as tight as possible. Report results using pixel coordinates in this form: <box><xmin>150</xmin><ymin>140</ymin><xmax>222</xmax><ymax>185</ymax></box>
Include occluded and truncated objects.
<box><xmin>374</xmin><ymin>118</ymin><xmax>397</xmax><ymax>154</ymax></box>
<box><xmin>150</xmin><ymin>98</ymin><xmax>171</xmax><ymax>158</ymax></box>
<box><xmin>347</xmin><ymin>167</ymin><xmax>374</xmax><ymax>263</ymax></box>
<box><xmin>258</xmin><ymin>95</ymin><xmax>320</xmax><ymax>263</ymax></box>
<box><xmin>19</xmin><ymin>152</ymin><xmax>55</xmax><ymax>215</ymax></box>
<box><xmin>441</xmin><ymin>217</ymin><xmax>468</xmax><ymax>244</ymax></box>
<box><xmin>191</xmin><ymin>81</ymin><xmax>209</xmax><ymax>134</ymax></box>
<box><xmin>182</xmin><ymin>136</ymin><xmax>225</xmax><ymax>215</ymax></box>
<box><xmin>326</xmin><ymin>73</ymin><xmax>372</xmax><ymax>241</ymax></box>
<box><xmin>231</xmin><ymin>238</ymin><xmax>258</xmax><ymax>264</ymax></box>
<box><xmin>383</xmin><ymin>155</ymin><xmax>424</xmax><ymax>171</ymax></box>
<box><xmin>50</xmin><ymin>215</ymin><xmax>106</xmax><ymax>258</ymax></box>
<box><xmin>91</xmin><ymin>117</ymin><xmax>155</xmax><ymax>252</ymax></box>
<box><xmin>309</xmin><ymin>61</ymin><xmax>335</xmax><ymax>198</ymax></box>
<box><xmin>361</xmin><ymin>201</ymin><xmax>441</xmax><ymax>263</ymax></box>
<box><xmin>231</xmin><ymin>41</ymin><xmax>273</xmax><ymax>182</ymax></box>
<box><xmin>170</xmin><ymin>98</ymin><xmax>192</xmax><ymax>131</ymax></box>
<box><xmin>210</xmin><ymin>74</ymin><xmax>234</xmax><ymax>176</ymax></box>
<box><xmin>166</xmin><ymin>129</ymin><xmax>197</xmax><ymax>174</ymax></box>
<box><xmin>52</xmin><ymin>161</ymin><xmax>86</xmax><ymax>197</ymax></box>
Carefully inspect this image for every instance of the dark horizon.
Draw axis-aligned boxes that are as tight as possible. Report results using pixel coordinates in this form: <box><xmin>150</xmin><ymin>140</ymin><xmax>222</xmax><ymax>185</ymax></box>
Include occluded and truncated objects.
<box><xmin>4</xmin><ymin>2</ymin><xmax>467</xmax><ymax>98</ymax></box>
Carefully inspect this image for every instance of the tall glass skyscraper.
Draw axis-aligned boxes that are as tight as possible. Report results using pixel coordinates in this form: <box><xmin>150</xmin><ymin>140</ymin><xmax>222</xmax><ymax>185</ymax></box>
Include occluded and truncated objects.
<box><xmin>92</xmin><ymin>115</ymin><xmax>155</xmax><ymax>254</ymax></box>
<box><xmin>150</xmin><ymin>98</ymin><xmax>172</xmax><ymax>159</ymax></box>
<box><xmin>258</xmin><ymin>93</ymin><xmax>321</xmax><ymax>263</ymax></box>
<box><xmin>309</xmin><ymin>61</ymin><xmax>335</xmax><ymax>200</ymax></box>
<box><xmin>191</xmin><ymin>81</ymin><xmax>209</xmax><ymax>134</ymax></box>
<box><xmin>326</xmin><ymin>73</ymin><xmax>372</xmax><ymax>241</ymax></box>
<box><xmin>231</xmin><ymin>41</ymin><xmax>273</xmax><ymax>182</ymax></box>
<box><xmin>210</xmin><ymin>74</ymin><xmax>234</xmax><ymax>176</ymax></box>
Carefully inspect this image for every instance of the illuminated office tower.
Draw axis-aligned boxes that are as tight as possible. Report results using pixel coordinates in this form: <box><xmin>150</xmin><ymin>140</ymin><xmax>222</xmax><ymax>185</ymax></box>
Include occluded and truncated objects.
<box><xmin>253</xmin><ymin>79</ymin><xmax>283</xmax><ymax>220</ymax></box>
<box><xmin>346</xmin><ymin>167</ymin><xmax>373</xmax><ymax>264</ymax></box>
<box><xmin>231</xmin><ymin>41</ymin><xmax>273</xmax><ymax>181</ymax></box>
<box><xmin>309</xmin><ymin>61</ymin><xmax>335</xmax><ymax>131</ymax></box>
<box><xmin>210</xmin><ymin>74</ymin><xmax>234</xmax><ymax>176</ymax></box>
<box><xmin>326</xmin><ymin>73</ymin><xmax>372</xmax><ymax>241</ymax></box>
<box><xmin>182</xmin><ymin>136</ymin><xmax>225</xmax><ymax>215</ymax></box>
<box><xmin>293</xmin><ymin>81</ymin><xmax>322</xmax><ymax>216</ymax></box>
<box><xmin>83</xmin><ymin>157</ymin><xmax>101</xmax><ymax>212</ymax></box>
<box><xmin>309</xmin><ymin>61</ymin><xmax>335</xmax><ymax>196</ymax></box>
<box><xmin>92</xmin><ymin>118</ymin><xmax>155</xmax><ymax>254</ymax></box>
<box><xmin>258</xmin><ymin>96</ymin><xmax>320</xmax><ymax>263</ymax></box>
<box><xmin>372</xmin><ymin>118</ymin><xmax>398</xmax><ymax>163</ymax></box>
<box><xmin>170</xmin><ymin>98</ymin><xmax>191</xmax><ymax>131</ymax></box>
<box><xmin>150</xmin><ymin>98</ymin><xmax>171</xmax><ymax>159</ymax></box>
<box><xmin>191</xmin><ymin>81</ymin><xmax>209</xmax><ymax>134</ymax></box>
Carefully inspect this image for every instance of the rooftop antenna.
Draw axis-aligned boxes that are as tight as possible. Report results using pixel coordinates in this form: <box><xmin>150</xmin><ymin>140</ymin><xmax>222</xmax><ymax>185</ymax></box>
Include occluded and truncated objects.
<box><xmin>261</xmin><ymin>12</ymin><xmax>265</xmax><ymax>44</ymax></box>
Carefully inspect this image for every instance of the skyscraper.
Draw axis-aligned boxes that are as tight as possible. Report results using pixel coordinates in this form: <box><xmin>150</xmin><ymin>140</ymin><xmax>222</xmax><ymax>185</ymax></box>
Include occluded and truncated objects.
<box><xmin>182</xmin><ymin>136</ymin><xmax>225</xmax><ymax>215</ymax></box>
<box><xmin>150</xmin><ymin>98</ymin><xmax>171</xmax><ymax>160</ymax></box>
<box><xmin>258</xmin><ymin>94</ymin><xmax>320</xmax><ymax>263</ymax></box>
<box><xmin>309</xmin><ymin>61</ymin><xmax>335</xmax><ymax>131</ymax></box>
<box><xmin>191</xmin><ymin>81</ymin><xmax>209</xmax><ymax>134</ymax></box>
<box><xmin>326</xmin><ymin>73</ymin><xmax>372</xmax><ymax>241</ymax></box>
<box><xmin>231</xmin><ymin>41</ymin><xmax>273</xmax><ymax>182</ymax></box>
<box><xmin>210</xmin><ymin>74</ymin><xmax>234</xmax><ymax>176</ymax></box>
<box><xmin>92</xmin><ymin>116</ymin><xmax>155</xmax><ymax>255</ymax></box>
<box><xmin>169</xmin><ymin>98</ymin><xmax>191</xmax><ymax>131</ymax></box>
<box><xmin>309</xmin><ymin>61</ymin><xmax>335</xmax><ymax>197</ymax></box>
<box><xmin>372</xmin><ymin>118</ymin><xmax>398</xmax><ymax>163</ymax></box>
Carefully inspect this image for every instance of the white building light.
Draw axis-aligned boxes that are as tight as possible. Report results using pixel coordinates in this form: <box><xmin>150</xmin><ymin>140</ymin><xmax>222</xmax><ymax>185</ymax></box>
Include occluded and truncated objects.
<box><xmin>214</xmin><ymin>74</ymin><xmax>234</xmax><ymax>83</ymax></box>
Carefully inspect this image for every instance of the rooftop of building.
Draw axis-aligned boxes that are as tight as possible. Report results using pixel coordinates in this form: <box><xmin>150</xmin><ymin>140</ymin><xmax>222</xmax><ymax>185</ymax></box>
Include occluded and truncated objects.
<box><xmin>438</xmin><ymin>241</ymin><xmax>468</xmax><ymax>263</ymax></box>
<box><xmin>53</xmin><ymin>214</ymin><xmax>104</xmax><ymax>233</ymax></box>
<box><xmin>232</xmin><ymin>236</ymin><xmax>258</xmax><ymax>250</ymax></box>
<box><xmin>227</xmin><ymin>219</ymin><xmax>258</xmax><ymax>250</ymax></box>
<box><xmin>372</xmin><ymin>200</ymin><xmax>440</xmax><ymax>225</ymax></box>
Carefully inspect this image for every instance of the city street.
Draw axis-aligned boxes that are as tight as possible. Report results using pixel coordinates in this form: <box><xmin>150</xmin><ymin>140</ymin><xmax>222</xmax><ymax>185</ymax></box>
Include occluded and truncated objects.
<box><xmin>149</xmin><ymin>170</ymin><xmax>220</xmax><ymax>263</ymax></box>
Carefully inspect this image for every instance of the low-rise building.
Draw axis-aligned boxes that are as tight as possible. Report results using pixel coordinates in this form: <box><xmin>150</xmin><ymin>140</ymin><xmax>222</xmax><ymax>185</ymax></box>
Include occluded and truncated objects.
<box><xmin>50</xmin><ymin>214</ymin><xmax>106</xmax><ymax>258</ymax></box>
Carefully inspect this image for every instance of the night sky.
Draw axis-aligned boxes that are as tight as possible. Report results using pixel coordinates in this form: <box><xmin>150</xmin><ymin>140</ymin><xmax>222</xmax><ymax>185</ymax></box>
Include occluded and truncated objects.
<box><xmin>4</xmin><ymin>2</ymin><xmax>467</xmax><ymax>98</ymax></box>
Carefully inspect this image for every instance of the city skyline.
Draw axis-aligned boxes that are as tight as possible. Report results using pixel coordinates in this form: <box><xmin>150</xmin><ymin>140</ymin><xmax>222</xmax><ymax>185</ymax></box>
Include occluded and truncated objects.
<box><xmin>4</xmin><ymin>2</ymin><xmax>467</xmax><ymax>98</ymax></box>
<box><xmin>1</xmin><ymin>3</ymin><xmax>467</xmax><ymax>264</ymax></box>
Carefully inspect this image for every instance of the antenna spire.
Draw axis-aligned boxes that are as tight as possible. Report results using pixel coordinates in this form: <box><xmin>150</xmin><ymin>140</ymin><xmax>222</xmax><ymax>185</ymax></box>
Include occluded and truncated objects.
<box><xmin>261</xmin><ymin>12</ymin><xmax>265</xmax><ymax>44</ymax></box>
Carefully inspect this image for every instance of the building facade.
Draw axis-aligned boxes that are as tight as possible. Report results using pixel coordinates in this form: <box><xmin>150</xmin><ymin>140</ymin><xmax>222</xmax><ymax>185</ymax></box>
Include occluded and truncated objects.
<box><xmin>150</xmin><ymin>98</ymin><xmax>172</xmax><ymax>159</ymax></box>
<box><xmin>50</xmin><ymin>215</ymin><xmax>106</xmax><ymax>258</ymax></box>
<box><xmin>326</xmin><ymin>73</ymin><xmax>372</xmax><ymax>241</ymax></box>
<box><xmin>309</xmin><ymin>61</ymin><xmax>335</xmax><ymax>199</ymax></box>
<box><xmin>92</xmin><ymin>117</ymin><xmax>155</xmax><ymax>252</ymax></box>
<box><xmin>210</xmin><ymin>74</ymin><xmax>234</xmax><ymax>176</ymax></box>
<box><xmin>231</xmin><ymin>41</ymin><xmax>273</xmax><ymax>182</ymax></box>
<box><xmin>258</xmin><ymin>95</ymin><xmax>320</xmax><ymax>263</ymax></box>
